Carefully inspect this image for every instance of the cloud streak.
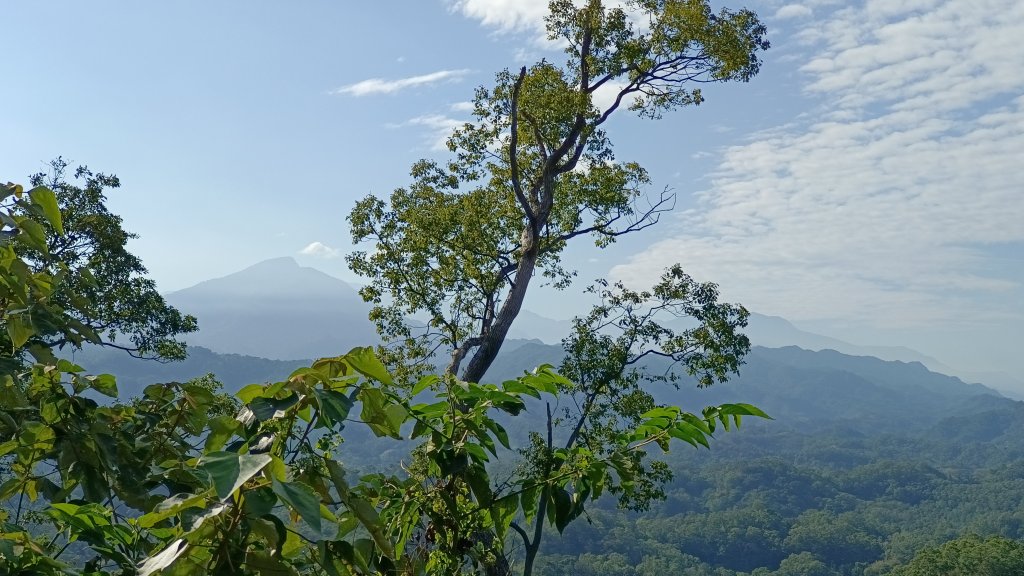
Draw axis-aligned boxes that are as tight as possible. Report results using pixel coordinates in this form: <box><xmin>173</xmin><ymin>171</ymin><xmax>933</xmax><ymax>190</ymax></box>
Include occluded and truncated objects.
<box><xmin>613</xmin><ymin>0</ymin><xmax>1024</xmax><ymax>339</ymax></box>
<box><xmin>333</xmin><ymin>69</ymin><xmax>471</xmax><ymax>97</ymax></box>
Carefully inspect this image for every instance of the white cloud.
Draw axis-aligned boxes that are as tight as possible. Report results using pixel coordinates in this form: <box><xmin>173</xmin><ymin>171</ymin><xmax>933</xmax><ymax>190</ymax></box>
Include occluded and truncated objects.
<box><xmin>450</xmin><ymin>101</ymin><xmax>475</xmax><ymax>112</ymax></box>
<box><xmin>449</xmin><ymin>0</ymin><xmax>641</xmax><ymax>47</ymax></box>
<box><xmin>613</xmin><ymin>0</ymin><xmax>1024</xmax><ymax>336</ymax></box>
<box><xmin>298</xmin><ymin>241</ymin><xmax>340</xmax><ymax>259</ymax></box>
<box><xmin>333</xmin><ymin>69</ymin><xmax>471</xmax><ymax>97</ymax></box>
<box><xmin>447</xmin><ymin>0</ymin><xmax>549</xmax><ymax>33</ymax></box>
<box><xmin>774</xmin><ymin>4</ymin><xmax>813</xmax><ymax>19</ymax></box>
<box><xmin>389</xmin><ymin>114</ymin><xmax>466</xmax><ymax>151</ymax></box>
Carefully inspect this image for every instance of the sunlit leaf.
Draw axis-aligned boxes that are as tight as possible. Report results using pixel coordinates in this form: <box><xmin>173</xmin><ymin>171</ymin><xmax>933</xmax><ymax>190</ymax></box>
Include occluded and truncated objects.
<box><xmin>28</xmin><ymin>186</ymin><xmax>63</xmax><ymax>235</ymax></box>
<box><xmin>345</xmin><ymin>346</ymin><xmax>393</xmax><ymax>386</ymax></box>
<box><xmin>138</xmin><ymin>539</ymin><xmax>188</xmax><ymax>576</ymax></box>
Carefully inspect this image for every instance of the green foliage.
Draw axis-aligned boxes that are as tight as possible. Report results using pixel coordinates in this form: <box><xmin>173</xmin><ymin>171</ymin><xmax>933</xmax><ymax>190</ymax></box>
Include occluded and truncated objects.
<box><xmin>347</xmin><ymin>4</ymin><xmax>769</xmax><ymax>571</ymax></box>
<box><xmin>0</xmin><ymin>190</ymin><xmax>767</xmax><ymax>573</ymax></box>
<box><xmin>3</xmin><ymin>3</ymin><xmax>774</xmax><ymax>574</ymax></box>
<box><xmin>1</xmin><ymin>341</ymin><xmax>766</xmax><ymax>574</ymax></box>
<box><xmin>348</xmin><ymin>0</ymin><xmax>768</xmax><ymax>385</ymax></box>
<box><xmin>26</xmin><ymin>158</ymin><xmax>196</xmax><ymax>360</ymax></box>
<box><xmin>887</xmin><ymin>535</ymin><xmax>1024</xmax><ymax>576</ymax></box>
<box><xmin>0</xmin><ymin>181</ymin><xmax>101</xmax><ymax>369</ymax></box>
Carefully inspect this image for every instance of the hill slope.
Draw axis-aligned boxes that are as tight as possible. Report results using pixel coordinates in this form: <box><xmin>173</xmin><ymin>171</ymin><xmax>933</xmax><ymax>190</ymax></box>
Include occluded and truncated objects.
<box><xmin>164</xmin><ymin>257</ymin><xmax>378</xmax><ymax>360</ymax></box>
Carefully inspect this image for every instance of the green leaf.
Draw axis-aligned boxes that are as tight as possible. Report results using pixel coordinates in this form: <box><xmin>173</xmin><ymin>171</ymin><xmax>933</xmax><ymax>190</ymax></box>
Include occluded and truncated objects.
<box><xmin>245</xmin><ymin>549</ymin><xmax>300</xmax><ymax>576</ymax></box>
<box><xmin>490</xmin><ymin>495</ymin><xmax>518</xmax><ymax>540</ymax></box>
<box><xmin>255</xmin><ymin>514</ymin><xmax>289</xmax><ymax>558</ymax></box>
<box><xmin>6</xmin><ymin>314</ymin><xmax>34</xmax><ymax>349</ymax></box>
<box><xmin>325</xmin><ymin>459</ymin><xmax>394</xmax><ymax>558</ymax></box>
<box><xmin>248</xmin><ymin>392</ymin><xmax>300</xmax><ymax>421</ymax></box>
<box><xmin>411</xmin><ymin>374</ymin><xmax>439</xmax><ymax>395</ymax></box>
<box><xmin>138</xmin><ymin>493</ymin><xmax>207</xmax><ymax>528</ymax></box>
<box><xmin>87</xmin><ymin>373</ymin><xmax>118</xmax><ymax>398</ymax></box>
<box><xmin>0</xmin><ymin>439</ymin><xmax>16</xmax><ymax>457</ymax></box>
<box><xmin>272</xmin><ymin>478</ymin><xmax>324</xmax><ymax>538</ymax></box>
<box><xmin>237</xmin><ymin>383</ymin><xmax>267</xmax><ymax>403</ymax></box>
<box><xmin>204</xmin><ymin>415</ymin><xmax>240</xmax><ymax>452</ymax></box>
<box><xmin>521</xmin><ymin>483</ymin><xmax>541</xmax><ymax>525</ymax></box>
<box><xmin>502</xmin><ymin>378</ymin><xmax>542</xmax><ymax>399</ymax></box>
<box><xmin>359</xmin><ymin>388</ymin><xmax>405</xmax><ymax>439</ymax></box>
<box><xmin>484</xmin><ymin>419</ymin><xmax>511</xmax><ymax>450</ymax></box>
<box><xmin>28</xmin><ymin>186</ymin><xmax>63</xmax><ymax>235</ymax></box>
<box><xmin>243</xmin><ymin>486</ymin><xmax>279</xmax><ymax>518</ymax></box>
<box><xmin>313</xmin><ymin>388</ymin><xmax>354</xmax><ymax>428</ymax></box>
<box><xmin>345</xmin><ymin>346</ymin><xmax>393</xmax><ymax>386</ymax></box>
<box><xmin>550</xmin><ymin>487</ymin><xmax>574</xmax><ymax>533</ymax></box>
<box><xmin>465</xmin><ymin>464</ymin><xmax>493</xmax><ymax>507</ymax></box>
<box><xmin>719</xmin><ymin>402</ymin><xmax>772</xmax><ymax>419</ymax></box>
<box><xmin>198</xmin><ymin>452</ymin><xmax>272</xmax><ymax>501</ymax></box>
<box><xmin>14</xmin><ymin>217</ymin><xmax>48</xmax><ymax>253</ymax></box>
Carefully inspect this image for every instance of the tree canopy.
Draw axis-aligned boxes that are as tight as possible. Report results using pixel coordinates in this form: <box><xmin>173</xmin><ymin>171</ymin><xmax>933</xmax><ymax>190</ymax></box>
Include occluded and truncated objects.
<box><xmin>348</xmin><ymin>0</ymin><xmax>769</xmax><ymax>384</ymax></box>
<box><xmin>24</xmin><ymin>158</ymin><xmax>196</xmax><ymax>361</ymax></box>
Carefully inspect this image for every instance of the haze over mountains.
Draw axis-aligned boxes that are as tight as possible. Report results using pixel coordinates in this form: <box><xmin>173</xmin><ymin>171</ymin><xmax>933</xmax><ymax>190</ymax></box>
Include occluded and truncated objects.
<box><xmin>157</xmin><ymin>257</ymin><xmax>1022</xmax><ymax>397</ymax></box>
<box><xmin>164</xmin><ymin>257</ymin><xmax>379</xmax><ymax>360</ymax></box>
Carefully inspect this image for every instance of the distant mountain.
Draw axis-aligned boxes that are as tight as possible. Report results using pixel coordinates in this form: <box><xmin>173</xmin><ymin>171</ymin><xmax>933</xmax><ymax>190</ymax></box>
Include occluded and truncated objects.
<box><xmin>157</xmin><ymin>258</ymin><xmax>1020</xmax><ymax>398</ymax></box>
<box><xmin>164</xmin><ymin>257</ymin><xmax>379</xmax><ymax>360</ymax></box>
<box><xmin>484</xmin><ymin>342</ymin><xmax>1008</xmax><ymax>436</ymax></box>
<box><xmin>66</xmin><ymin>345</ymin><xmax>307</xmax><ymax>398</ymax></box>
<box><xmin>507</xmin><ymin>310</ymin><xmax>574</xmax><ymax>343</ymax></box>
<box><xmin>503</xmin><ymin>310</ymin><xmax>949</xmax><ymax>368</ymax></box>
<box><xmin>505</xmin><ymin>309</ymin><xmax>1024</xmax><ymax>397</ymax></box>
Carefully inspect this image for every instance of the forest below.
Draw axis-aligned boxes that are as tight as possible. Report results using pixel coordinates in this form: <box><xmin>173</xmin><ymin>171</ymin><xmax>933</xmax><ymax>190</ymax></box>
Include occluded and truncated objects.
<box><xmin>71</xmin><ymin>338</ymin><xmax>1024</xmax><ymax>576</ymax></box>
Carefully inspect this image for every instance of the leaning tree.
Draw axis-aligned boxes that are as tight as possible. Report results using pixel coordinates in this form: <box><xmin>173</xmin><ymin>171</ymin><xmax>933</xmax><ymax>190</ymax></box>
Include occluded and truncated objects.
<box><xmin>348</xmin><ymin>1</ymin><xmax>770</xmax><ymax>573</ymax></box>
<box><xmin>348</xmin><ymin>0</ymin><xmax>769</xmax><ymax>384</ymax></box>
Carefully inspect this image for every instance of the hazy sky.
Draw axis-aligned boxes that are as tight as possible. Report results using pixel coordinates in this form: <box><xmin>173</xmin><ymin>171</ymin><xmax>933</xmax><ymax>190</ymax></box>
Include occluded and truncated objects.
<box><xmin>3</xmin><ymin>0</ymin><xmax>1022</xmax><ymax>376</ymax></box>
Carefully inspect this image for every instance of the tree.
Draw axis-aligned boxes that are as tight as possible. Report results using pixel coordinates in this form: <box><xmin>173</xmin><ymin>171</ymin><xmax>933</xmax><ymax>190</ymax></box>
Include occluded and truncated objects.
<box><xmin>511</xmin><ymin>268</ymin><xmax>756</xmax><ymax>573</ymax></box>
<box><xmin>23</xmin><ymin>158</ymin><xmax>196</xmax><ymax>361</ymax></box>
<box><xmin>348</xmin><ymin>1</ymin><xmax>769</xmax><ymax>573</ymax></box>
<box><xmin>2</xmin><ymin>175</ymin><xmax>767</xmax><ymax>576</ymax></box>
<box><xmin>772</xmin><ymin>552</ymin><xmax>837</xmax><ymax>576</ymax></box>
<box><xmin>888</xmin><ymin>535</ymin><xmax>1024</xmax><ymax>576</ymax></box>
<box><xmin>348</xmin><ymin>0</ymin><xmax>769</xmax><ymax>384</ymax></box>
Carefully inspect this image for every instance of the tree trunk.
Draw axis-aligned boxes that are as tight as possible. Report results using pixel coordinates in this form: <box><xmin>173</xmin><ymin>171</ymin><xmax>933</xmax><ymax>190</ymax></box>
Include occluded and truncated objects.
<box><xmin>461</xmin><ymin>232</ymin><xmax>539</xmax><ymax>383</ymax></box>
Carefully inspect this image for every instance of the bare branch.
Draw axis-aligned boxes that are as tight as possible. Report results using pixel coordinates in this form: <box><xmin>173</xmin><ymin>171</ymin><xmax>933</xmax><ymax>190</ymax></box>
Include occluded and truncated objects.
<box><xmin>509</xmin><ymin>67</ymin><xmax>535</xmax><ymax>225</ymax></box>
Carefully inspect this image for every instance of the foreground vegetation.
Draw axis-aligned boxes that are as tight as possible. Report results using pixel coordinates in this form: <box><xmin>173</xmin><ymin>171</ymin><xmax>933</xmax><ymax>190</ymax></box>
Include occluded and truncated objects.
<box><xmin>0</xmin><ymin>177</ymin><xmax>764</xmax><ymax>574</ymax></box>
<box><xmin>4</xmin><ymin>1</ymin><xmax>1021</xmax><ymax>574</ymax></box>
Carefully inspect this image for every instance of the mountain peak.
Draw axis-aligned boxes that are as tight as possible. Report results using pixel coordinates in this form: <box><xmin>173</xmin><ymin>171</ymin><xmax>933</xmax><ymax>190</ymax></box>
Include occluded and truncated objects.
<box><xmin>167</xmin><ymin>256</ymin><xmax>361</xmax><ymax>303</ymax></box>
<box><xmin>246</xmin><ymin>256</ymin><xmax>300</xmax><ymax>271</ymax></box>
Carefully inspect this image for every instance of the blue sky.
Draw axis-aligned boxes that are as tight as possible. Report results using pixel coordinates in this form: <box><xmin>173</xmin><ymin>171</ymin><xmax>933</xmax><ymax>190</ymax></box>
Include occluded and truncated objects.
<box><xmin>4</xmin><ymin>0</ymin><xmax>1022</xmax><ymax>378</ymax></box>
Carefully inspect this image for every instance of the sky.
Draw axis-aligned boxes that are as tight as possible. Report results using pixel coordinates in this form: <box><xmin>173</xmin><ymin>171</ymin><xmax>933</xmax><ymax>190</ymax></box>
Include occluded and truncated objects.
<box><xmin>3</xmin><ymin>0</ymin><xmax>1022</xmax><ymax>378</ymax></box>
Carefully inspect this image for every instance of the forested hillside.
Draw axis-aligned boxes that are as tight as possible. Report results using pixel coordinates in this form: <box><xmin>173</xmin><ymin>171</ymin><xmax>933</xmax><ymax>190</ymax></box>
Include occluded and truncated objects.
<box><xmin>75</xmin><ymin>338</ymin><xmax>1024</xmax><ymax>575</ymax></box>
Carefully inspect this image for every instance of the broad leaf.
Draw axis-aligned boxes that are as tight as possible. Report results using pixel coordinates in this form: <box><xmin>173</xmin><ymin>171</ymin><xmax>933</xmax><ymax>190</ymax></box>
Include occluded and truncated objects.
<box><xmin>272</xmin><ymin>478</ymin><xmax>324</xmax><ymax>538</ymax></box>
<box><xmin>6</xmin><ymin>314</ymin><xmax>33</xmax><ymax>349</ymax></box>
<box><xmin>198</xmin><ymin>452</ymin><xmax>272</xmax><ymax>501</ymax></box>
<box><xmin>138</xmin><ymin>539</ymin><xmax>188</xmax><ymax>576</ymax></box>
<box><xmin>28</xmin><ymin>186</ymin><xmax>63</xmax><ymax>235</ymax></box>
<box><xmin>345</xmin><ymin>347</ymin><xmax>393</xmax><ymax>386</ymax></box>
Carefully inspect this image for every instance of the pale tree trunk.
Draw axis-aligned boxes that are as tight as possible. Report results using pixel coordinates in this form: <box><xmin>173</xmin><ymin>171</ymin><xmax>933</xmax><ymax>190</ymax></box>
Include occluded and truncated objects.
<box><xmin>461</xmin><ymin>230</ymin><xmax>540</xmax><ymax>384</ymax></box>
